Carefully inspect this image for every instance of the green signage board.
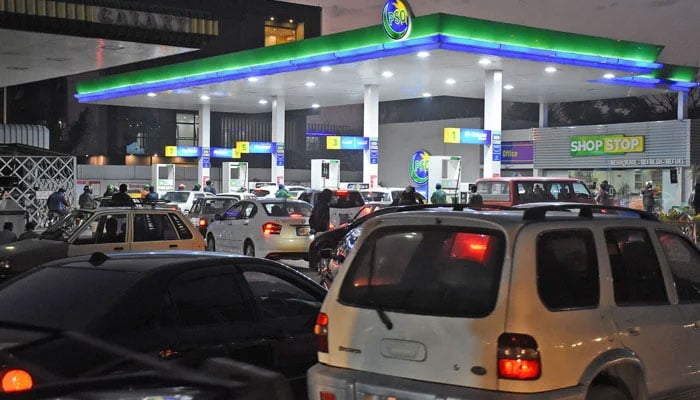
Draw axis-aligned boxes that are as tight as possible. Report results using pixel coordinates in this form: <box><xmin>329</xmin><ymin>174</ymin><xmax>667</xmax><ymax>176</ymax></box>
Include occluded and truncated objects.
<box><xmin>570</xmin><ymin>135</ymin><xmax>645</xmax><ymax>156</ymax></box>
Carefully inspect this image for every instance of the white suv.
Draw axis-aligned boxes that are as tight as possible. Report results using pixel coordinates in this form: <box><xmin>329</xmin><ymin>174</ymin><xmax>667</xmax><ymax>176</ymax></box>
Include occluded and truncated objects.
<box><xmin>308</xmin><ymin>204</ymin><xmax>700</xmax><ymax>400</ymax></box>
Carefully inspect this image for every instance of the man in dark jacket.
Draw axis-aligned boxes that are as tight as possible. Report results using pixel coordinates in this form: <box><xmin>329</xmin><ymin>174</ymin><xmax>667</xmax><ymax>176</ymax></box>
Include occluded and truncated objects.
<box><xmin>111</xmin><ymin>184</ymin><xmax>135</xmax><ymax>207</ymax></box>
<box><xmin>398</xmin><ymin>185</ymin><xmax>421</xmax><ymax>206</ymax></box>
<box><xmin>310</xmin><ymin>189</ymin><xmax>332</xmax><ymax>233</ymax></box>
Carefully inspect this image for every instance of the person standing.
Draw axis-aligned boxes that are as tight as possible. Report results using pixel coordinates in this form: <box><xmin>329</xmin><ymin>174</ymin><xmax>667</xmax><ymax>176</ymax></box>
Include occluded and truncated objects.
<box><xmin>204</xmin><ymin>180</ymin><xmax>217</xmax><ymax>194</ymax></box>
<box><xmin>78</xmin><ymin>185</ymin><xmax>96</xmax><ymax>210</ymax></box>
<box><xmin>0</xmin><ymin>222</ymin><xmax>17</xmax><ymax>244</ymax></box>
<box><xmin>18</xmin><ymin>221</ymin><xmax>40</xmax><ymax>240</ymax></box>
<box><xmin>596</xmin><ymin>180</ymin><xmax>611</xmax><ymax>206</ymax></box>
<box><xmin>468</xmin><ymin>185</ymin><xmax>483</xmax><ymax>205</ymax></box>
<box><xmin>178</xmin><ymin>183</ymin><xmax>186</xmax><ymax>190</ymax></box>
<box><xmin>275</xmin><ymin>183</ymin><xmax>291</xmax><ymax>198</ymax></box>
<box><xmin>309</xmin><ymin>189</ymin><xmax>332</xmax><ymax>233</ymax></box>
<box><xmin>430</xmin><ymin>183</ymin><xmax>447</xmax><ymax>204</ymax></box>
<box><xmin>641</xmin><ymin>181</ymin><xmax>655</xmax><ymax>213</ymax></box>
<box><xmin>145</xmin><ymin>186</ymin><xmax>159</xmax><ymax>203</ymax></box>
<box><xmin>398</xmin><ymin>185</ymin><xmax>420</xmax><ymax>205</ymax></box>
<box><xmin>103</xmin><ymin>184</ymin><xmax>117</xmax><ymax>197</ymax></box>
<box><xmin>192</xmin><ymin>183</ymin><xmax>202</xmax><ymax>191</ymax></box>
<box><xmin>111</xmin><ymin>184</ymin><xmax>136</xmax><ymax>207</ymax></box>
<box><xmin>692</xmin><ymin>182</ymin><xmax>700</xmax><ymax>214</ymax></box>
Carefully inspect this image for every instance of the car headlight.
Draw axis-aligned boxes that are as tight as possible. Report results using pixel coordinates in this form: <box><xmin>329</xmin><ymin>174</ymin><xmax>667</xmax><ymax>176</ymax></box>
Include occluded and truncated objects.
<box><xmin>0</xmin><ymin>260</ymin><xmax>10</xmax><ymax>269</ymax></box>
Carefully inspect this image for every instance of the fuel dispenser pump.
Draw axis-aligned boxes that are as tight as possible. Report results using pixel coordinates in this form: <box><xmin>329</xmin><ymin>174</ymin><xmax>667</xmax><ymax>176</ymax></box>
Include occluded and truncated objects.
<box><xmin>311</xmin><ymin>159</ymin><xmax>340</xmax><ymax>190</ymax></box>
<box><xmin>428</xmin><ymin>156</ymin><xmax>462</xmax><ymax>203</ymax></box>
<box><xmin>152</xmin><ymin>163</ymin><xmax>175</xmax><ymax>194</ymax></box>
<box><xmin>222</xmin><ymin>162</ymin><xmax>249</xmax><ymax>193</ymax></box>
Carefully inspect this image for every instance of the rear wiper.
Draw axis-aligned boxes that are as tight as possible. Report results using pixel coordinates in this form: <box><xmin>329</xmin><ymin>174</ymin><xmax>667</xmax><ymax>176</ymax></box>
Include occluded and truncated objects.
<box><xmin>367</xmin><ymin>244</ymin><xmax>393</xmax><ymax>330</ymax></box>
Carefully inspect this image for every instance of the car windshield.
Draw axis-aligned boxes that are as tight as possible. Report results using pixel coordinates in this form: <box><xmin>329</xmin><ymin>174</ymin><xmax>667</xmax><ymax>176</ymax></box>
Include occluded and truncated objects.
<box><xmin>263</xmin><ymin>201</ymin><xmax>312</xmax><ymax>217</ymax></box>
<box><xmin>361</xmin><ymin>191</ymin><xmax>390</xmax><ymax>202</ymax></box>
<box><xmin>201</xmin><ymin>198</ymin><xmax>238</xmax><ymax>214</ymax></box>
<box><xmin>40</xmin><ymin>210</ymin><xmax>94</xmax><ymax>241</ymax></box>
<box><xmin>0</xmin><ymin>266</ymin><xmax>140</xmax><ymax>330</ymax></box>
<box><xmin>162</xmin><ymin>192</ymin><xmax>189</xmax><ymax>203</ymax></box>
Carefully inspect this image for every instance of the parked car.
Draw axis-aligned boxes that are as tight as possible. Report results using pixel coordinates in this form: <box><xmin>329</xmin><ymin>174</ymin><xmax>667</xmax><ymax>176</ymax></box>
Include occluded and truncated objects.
<box><xmin>188</xmin><ymin>195</ymin><xmax>243</xmax><ymax>236</ymax></box>
<box><xmin>308</xmin><ymin>204</ymin><xmax>700</xmax><ymax>400</ymax></box>
<box><xmin>0</xmin><ymin>251</ymin><xmax>324</xmax><ymax>398</ymax></box>
<box><xmin>298</xmin><ymin>189</ymin><xmax>365</xmax><ymax>228</ymax></box>
<box><xmin>252</xmin><ymin>185</ymin><xmax>308</xmax><ymax>198</ymax></box>
<box><xmin>161</xmin><ymin>190</ymin><xmax>216</xmax><ymax>214</ymax></box>
<box><xmin>0</xmin><ymin>207</ymin><xmax>205</xmax><ymax>280</ymax></box>
<box><xmin>475</xmin><ymin>176</ymin><xmax>596</xmax><ymax>206</ymax></box>
<box><xmin>206</xmin><ymin>198</ymin><xmax>313</xmax><ymax>260</ymax></box>
<box><xmin>387</xmin><ymin>186</ymin><xmax>427</xmax><ymax>205</ymax></box>
<box><xmin>217</xmin><ymin>192</ymin><xmax>257</xmax><ymax>201</ymax></box>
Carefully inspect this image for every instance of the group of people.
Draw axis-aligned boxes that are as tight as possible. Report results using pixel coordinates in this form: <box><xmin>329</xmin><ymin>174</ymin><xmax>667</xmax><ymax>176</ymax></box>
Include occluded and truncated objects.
<box><xmin>0</xmin><ymin>221</ymin><xmax>41</xmax><ymax>245</ymax></box>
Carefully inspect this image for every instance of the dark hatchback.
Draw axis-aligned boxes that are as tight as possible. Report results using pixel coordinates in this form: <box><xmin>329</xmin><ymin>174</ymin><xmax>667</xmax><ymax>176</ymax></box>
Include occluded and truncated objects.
<box><xmin>0</xmin><ymin>251</ymin><xmax>325</xmax><ymax>398</ymax></box>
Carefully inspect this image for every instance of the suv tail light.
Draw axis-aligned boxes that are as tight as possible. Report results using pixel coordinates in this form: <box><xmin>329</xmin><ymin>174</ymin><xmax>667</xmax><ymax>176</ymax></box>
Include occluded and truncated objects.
<box><xmin>314</xmin><ymin>312</ymin><xmax>329</xmax><ymax>352</ymax></box>
<box><xmin>198</xmin><ymin>217</ymin><xmax>208</xmax><ymax>229</ymax></box>
<box><xmin>262</xmin><ymin>222</ymin><xmax>282</xmax><ymax>235</ymax></box>
<box><xmin>1</xmin><ymin>368</ymin><xmax>33</xmax><ymax>393</ymax></box>
<box><xmin>497</xmin><ymin>333</ymin><xmax>541</xmax><ymax>380</ymax></box>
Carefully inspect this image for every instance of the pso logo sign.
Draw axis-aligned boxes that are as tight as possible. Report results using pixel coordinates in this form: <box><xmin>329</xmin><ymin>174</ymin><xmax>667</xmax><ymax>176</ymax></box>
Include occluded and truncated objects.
<box><xmin>382</xmin><ymin>0</ymin><xmax>412</xmax><ymax>40</ymax></box>
<box><xmin>409</xmin><ymin>150</ymin><xmax>429</xmax><ymax>185</ymax></box>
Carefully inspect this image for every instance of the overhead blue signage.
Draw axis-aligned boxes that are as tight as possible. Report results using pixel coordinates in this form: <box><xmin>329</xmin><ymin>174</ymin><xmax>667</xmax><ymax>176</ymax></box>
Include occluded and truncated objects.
<box><xmin>211</xmin><ymin>147</ymin><xmax>234</xmax><ymax>158</ymax></box>
<box><xmin>248</xmin><ymin>142</ymin><xmax>277</xmax><ymax>154</ymax></box>
<box><xmin>369</xmin><ymin>138</ymin><xmax>379</xmax><ymax>165</ymax></box>
<box><xmin>202</xmin><ymin>156</ymin><xmax>211</xmax><ymax>168</ymax></box>
<box><xmin>276</xmin><ymin>143</ymin><xmax>285</xmax><ymax>167</ymax></box>
<box><xmin>444</xmin><ymin>128</ymin><xmax>492</xmax><ymax>145</ymax></box>
<box><xmin>164</xmin><ymin>145</ymin><xmax>202</xmax><ymax>157</ymax></box>
<box><xmin>341</xmin><ymin>137</ymin><xmax>369</xmax><ymax>150</ymax></box>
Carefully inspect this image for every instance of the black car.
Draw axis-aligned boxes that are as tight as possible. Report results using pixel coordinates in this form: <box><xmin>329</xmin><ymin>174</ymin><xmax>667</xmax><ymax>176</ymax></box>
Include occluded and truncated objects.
<box><xmin>0</xmin><ymin>251</ymin><xmax>325</xmax><ymax>398</ymax></box>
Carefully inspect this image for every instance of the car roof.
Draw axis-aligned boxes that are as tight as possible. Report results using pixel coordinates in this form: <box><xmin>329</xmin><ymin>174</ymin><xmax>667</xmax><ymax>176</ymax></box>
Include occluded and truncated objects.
<box><xmin>475</xmin><ymin>177</ymin><xmax>584</xmax><ymax>182</ymax></box>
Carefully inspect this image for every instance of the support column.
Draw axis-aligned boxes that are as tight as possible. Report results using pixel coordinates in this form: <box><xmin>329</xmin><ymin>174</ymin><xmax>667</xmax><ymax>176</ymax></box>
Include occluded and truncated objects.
<box><xmin>483</xmin><ymin>70</ymin><xmax>502</xmax><ymax>178</ymax></box>
<box><xmin>363</xmin><ymin>85</ymin><xmax>379</xmax><ymax>188</ymax></box>
<box><xmin>678</xmin><ymin>91</ymin><xmax>689</xmax><ymax>120</ymax></box>
<box><xmin>2</xmin><ymin>87</ymin><xmax>6</xmax><ymax>124</ymax></box>
<box><xmin>271</xmin><ymin>96</ymin><xmax>285</xmax><ymax>184</ymax></box>
<box><xmin>198</xmin><ymin>102</ymin><xmax>211</xmax><ymax>190</ymax></box>
<box><xmin>539</xmin><ymin>102</ymin><xmax>549</xmax><ymax>128</ymax></box>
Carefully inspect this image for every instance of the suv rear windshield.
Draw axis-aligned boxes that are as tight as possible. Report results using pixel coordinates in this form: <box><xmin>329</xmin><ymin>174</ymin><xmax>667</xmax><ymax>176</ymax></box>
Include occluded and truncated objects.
<box><xmin>331</xmin><ymin>191</ymin><xmax>365</xmax><ymax>208</ymax></box>
<box><xmin>339</xmin><ymin>227</ymin><xmax>505</xmax><ymax>317</ymax></box>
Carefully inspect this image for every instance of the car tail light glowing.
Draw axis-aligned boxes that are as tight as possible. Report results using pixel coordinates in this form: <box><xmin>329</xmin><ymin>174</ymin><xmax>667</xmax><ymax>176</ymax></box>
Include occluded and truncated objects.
<box><xmin>198</xmin><ymin>217</ymin><xmax>208</xmax><ymax>229</ymax></box>
<box><xmin>314</xmin><ymin>312</ymin><xmax>329</xmax><ymax>352</ymax></box>
<box><xmin>289</xmin><ymin>213</ymin><xmax>303</xmax><ymax>218</ymax></box>
<box><xmin>497</xmin><ymin>333</ymin><xmax>541</xmax><ymax>380</ymax></box>
<box><xmin>320</xmin><ymin>391</ymin><xmax>336</xmax><ymax>400</ymax></box>
<box><xmin>262</xmin><ymin>222</ymin><xmax>282</xmax><ymax>235</ymax></box>
<box><xmin>335</xmin><ymin>190</ymin><xmax>348</xmax><ymax>196</ymax></box>
<box><xmin>328</xmin><ymin>223</ymin><xmax>335</xmax><ymax>231</ymax></box>
<box><xmin>449</xmin><ymin>232</ymin><xmax>491</xmax><ymax>263</ymax></box>
<box><xmin>1</xmin><ymin>369</ymin><xmax>33</xmax><ymax>393</ymax></box>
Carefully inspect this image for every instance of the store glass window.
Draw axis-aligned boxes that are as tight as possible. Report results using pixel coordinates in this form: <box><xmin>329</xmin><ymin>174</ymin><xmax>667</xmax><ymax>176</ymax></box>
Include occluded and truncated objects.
<box><xmin>265</xmin><ymin>19</ymin><xmax>303</xmax><ymax>47</ymax></box>
<box><xmin>176</xmin><ymin>113</ymin><xmax>198</xmax><ymax>147</ymax></box>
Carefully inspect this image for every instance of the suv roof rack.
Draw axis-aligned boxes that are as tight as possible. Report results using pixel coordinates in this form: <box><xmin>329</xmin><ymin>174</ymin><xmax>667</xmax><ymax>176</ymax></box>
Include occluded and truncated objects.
<box><xmin>521</xmin><ymin>204</ymin><xmax>658</xmax><ymax>221</ymax></box>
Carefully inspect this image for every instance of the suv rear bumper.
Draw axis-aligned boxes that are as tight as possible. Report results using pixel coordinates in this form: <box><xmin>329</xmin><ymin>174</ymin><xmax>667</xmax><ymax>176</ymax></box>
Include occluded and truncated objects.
<box><xmin>308</xmin><ymin>364</ymin><xmax>585</xmax><ymax>400</ymax></box>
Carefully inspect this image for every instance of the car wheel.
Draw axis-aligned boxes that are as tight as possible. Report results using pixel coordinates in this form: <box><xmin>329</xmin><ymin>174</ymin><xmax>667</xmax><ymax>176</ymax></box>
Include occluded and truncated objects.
<box><xmin>244</xmin><ymin>241</ymin><xmax>255</xmax><ymax>257</ymax></box>
<box><xmin>206</xmin><ymin>236</ymin><xmax>216</xmax><ymax>251</ymax></box>
<box><xmin>585</xmin><ymin>385</ymin><xmax>630</xmax><ymax>400</ymax></box>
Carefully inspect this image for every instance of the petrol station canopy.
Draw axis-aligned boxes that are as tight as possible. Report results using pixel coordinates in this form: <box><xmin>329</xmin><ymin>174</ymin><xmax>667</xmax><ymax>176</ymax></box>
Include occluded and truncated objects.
<box><xmin>75</xmin><ymin>13</ymin><xmax>699</xmax><ymax>112</ymax></box>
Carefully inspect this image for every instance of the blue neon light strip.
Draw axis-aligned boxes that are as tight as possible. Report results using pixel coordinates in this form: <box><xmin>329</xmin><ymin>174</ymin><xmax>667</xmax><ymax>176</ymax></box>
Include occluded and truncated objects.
<box><xmin>75</xmin><ymin>33</ymin><xmax>670</xmax><ymax>103</ymax></box>
<box><xmin>307</xmin><ymin>131</ymin><xmax>338</xmax><ymax>137</ymax></box>
<box><xmin>589</xmin><ymin>77</ymin><xmax>699</xmax><ymax>91</ymax></box>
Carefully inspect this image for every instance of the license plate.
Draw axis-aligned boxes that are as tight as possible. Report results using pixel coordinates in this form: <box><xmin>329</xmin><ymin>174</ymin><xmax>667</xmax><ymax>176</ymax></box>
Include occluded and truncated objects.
<box><xmin>296</xmin><ymin>227</ymin><xmax>310</xmax><ymax>236</ymax></box>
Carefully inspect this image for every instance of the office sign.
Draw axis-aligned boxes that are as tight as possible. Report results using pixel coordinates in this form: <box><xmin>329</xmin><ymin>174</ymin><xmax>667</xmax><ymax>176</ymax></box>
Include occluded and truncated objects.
<box><xmin>570</xmin><ymin>135</ymin><xmax>645</xmax><ymax>156</ymax></box>
<box><xmin>501</xmin><ymin>141</ymin><xmax>534</xmax><ymax>164</ymax></box>
<box><xmin>444</xmin><ymin>128</ymin><xmax>492</xmax><ymax>145</ymax></box>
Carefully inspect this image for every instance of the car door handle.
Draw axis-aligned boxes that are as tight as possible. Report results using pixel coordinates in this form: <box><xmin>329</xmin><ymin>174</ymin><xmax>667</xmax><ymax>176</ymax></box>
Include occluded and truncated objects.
<box><xmin>169</xmin><ymin>245</ymin><xmax>178</xmax><ymax>248</ymax></box>
<box><xmin>625</xmin><ymin>326</ymin><xmax>641</xmax><ymax>336</ymax></box>
<box><xmin>113</xmin><ymin>246</ymin><xmax>124</xmax><ymax>251</ymax></box>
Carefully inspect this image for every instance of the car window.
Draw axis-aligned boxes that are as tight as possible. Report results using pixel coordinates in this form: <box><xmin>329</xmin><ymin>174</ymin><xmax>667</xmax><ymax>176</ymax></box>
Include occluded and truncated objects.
<box><xmin>203</xmin><ymin>198</ymin><xmax>237</xmax><ymax>215</ymax></box>
<box><xmin>133</xmin><ymin>213</ymin><xmax>178</xmax><ymax>242</ymax></box>
<box><xmin>189</xmin><ymin>200</ymin><xmax>202</xmax><ymax>214</ymax></box>
<box><xmin>224</xmin><ymin>202</ymin><xmax>245</xmax><ymax>219</ymax></box>
<box><xmin>332</xmin><ymin>191</ymin><xmax>364</xmax><ymax>208</ymax></box>
<box><xmin>339</xmin><ymin>227</ymin><xmax>505</xmax><ymax>318</ymax></box>
<box><xmin>164</xmin><ymin>270</ymin><xmax>253</xmax><ymax>327</ymax></box>
<box><xmin>0</xmin><ymin>267</ymin><xmax>140</xmax><ymax>330</ymax></box>
<box><xmin>162</xmin><ymin>192</ymin><xmax>189</xmax><ymax>203</ymax></box>
<box><xmin>74</xmin><ymin>214</ymin><xmax>127</xmax><ymax>245</ymax></box>
<box><xmin>572</xmin><ymin>182</ymin><xmax>593</xmax><ymax>199</ymax></box>
<box><xmin>361</xmin><ymin>191</ymin><xmax>390</xmax><ymax>202</ymax></box>
<box><xmin>243</xmin><ymin>203</ymin><xmax>257</xmax><ymax>219</ymax></box>
<box><xmin>242</xmin><ymin>270</ymin><xmax>320</xmax><ymax>319</ymax></box>
<box><xmin>536</xmin><ymin>229</ymin><xmax>599</xmax><ymax>310</ymax></box>
<box><xmin>477</xmin><ymin>181</ymin><xmax>510</xmax><ymax>202</ymax></box>
<box><xmin>169</xmin><ymin>213</ymin><xmax>194</xmax><ymax>239</ymax></box>
<box><xmin>605</xmin><ymin>229</ymin><xmax>669</xmax><ymax>306</ymax></box>
<box><xmin>263</xmin><ymin>201</ymin><xmax>312</xmax><ymax>217</ymax></box>
<box><xmin>656</xmin><ymin>231</ymin><xmax>700</xmax><ymax>303</ymax></box>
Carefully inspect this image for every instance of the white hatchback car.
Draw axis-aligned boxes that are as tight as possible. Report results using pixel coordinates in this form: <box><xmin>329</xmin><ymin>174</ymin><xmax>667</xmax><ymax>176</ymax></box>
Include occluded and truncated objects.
<box><xmin>205</xmin><ymin>198</ymin><xmax>313</xmax><ymax>260</ymax></box>
<box><xmin>308</xmin><ymin>204</ymin><xmax>700</xmax><ymax>400</ymax></box>
<box><xmin>160</xmin><ymin>190</ymin><xmax>215</xmax><ymax>214</ymax></box>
